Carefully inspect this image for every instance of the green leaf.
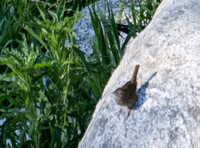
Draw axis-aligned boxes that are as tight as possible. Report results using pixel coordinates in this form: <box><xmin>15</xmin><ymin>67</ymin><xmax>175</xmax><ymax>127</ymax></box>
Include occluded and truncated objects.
<box><xmin>34</xmin><ymin>62</ymin><xmax>52</xmax><ymax>69</ymax></box>
<box><xmin>0</xmin><ymin>107</ymin><xmax>7</xmax><ymax>112</ymax></box>
<box><xmin>0</xmin><ymin>95</ymin><xmax>6</xmax><ymax>103</ymax></box>
<box><xmin>87</xmin><ymin>76</ymin><xmax>101</xmax><ymax>97</ymax></box>
<box><xmin>57</xmin><ymin>0</ymin><xmax>65</xmax><ymax>19</ymax></box>
<box><xmin>3</xmin><ymin>40</ymin><xmax>14</xmax><ymax>48</ymax></box>
<box><xmin>37</xmin><ymin>3</ymin><xmax>46</xmax><ymax>21</ymax></box>
<box><xmin>24</xmin><ymin>25</ymin><xmax>48</xmax><ymax>50</ymax></box>
<box><xmin>0</xmin><ymin>85</ymin><xmax>13</xmax><ymax>89</ymax></box>
<box><xmin>17</xmin><ymin>0</ymin><xmax>23</xmax><ymax>14</ymax></box>
<box><xmin>0</xmin><ymin>70</ymin><xmax>18</xmax><ymax>81</ymax></box>
<box><xmin>48</xmin><ymin>10</ymin><xmax>58</xmax><ymax>22</ymax></box>
<box><xmin>89</xmin><ymin>6</ymin><xmax>111</xmax><ymax>65</ymax></box>
<box><xmin>73</xmin><ymin>46</ymin><xmax>91</xmax><ymax>75</ymax></box>
<box><xmin>141</xmin><ymin>4</ymin><xmax>154</xmax><ymax>16</ymax></box>
<box><xmin>61</xmin><ymin>60</ymin><xmax>74</xmax><ymax>67</ymax></box>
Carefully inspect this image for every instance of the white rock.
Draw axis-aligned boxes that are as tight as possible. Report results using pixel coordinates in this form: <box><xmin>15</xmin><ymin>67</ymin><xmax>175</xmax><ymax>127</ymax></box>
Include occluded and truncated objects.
<box><xmin>79</xmin><ymin>0</ymin><xmax>200</xmax><ymax>147</ymax></box>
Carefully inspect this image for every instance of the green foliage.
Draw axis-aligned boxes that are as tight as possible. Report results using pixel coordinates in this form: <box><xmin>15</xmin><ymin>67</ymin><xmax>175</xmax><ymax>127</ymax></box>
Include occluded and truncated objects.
<box><xmin>0</xmin><ymin>0</ymin><xmax>95</xmax><ymax>147</ymax></box>
<box><xmin>88</xmin><ymin>5</ymin><xmax>120</xmax><ymax>97</ymax></box>
<box><xmin>29</xmin><ymin>0</ymin><xmax>99</xmax><ymax>15</ymax></box>
<box><xmin>89</xmin><ymin>0</ymin><xmax>162</xmax><ymax>71</ymax></box>
<box><xmin>130</xmin><ymin>0</ymin><xmax>162</xmax><ymax>32</ymax></box>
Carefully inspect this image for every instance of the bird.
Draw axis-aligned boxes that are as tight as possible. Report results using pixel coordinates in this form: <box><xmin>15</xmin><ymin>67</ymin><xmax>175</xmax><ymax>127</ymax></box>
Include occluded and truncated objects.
<box><xmin>113</xmin><ymin>65</ymin><xmax>140</xmax><ymax>118</ymax></box>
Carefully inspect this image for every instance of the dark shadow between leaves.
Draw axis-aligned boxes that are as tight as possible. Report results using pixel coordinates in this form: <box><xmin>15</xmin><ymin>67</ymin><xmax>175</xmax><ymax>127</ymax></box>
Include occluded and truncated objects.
<box><xmin>132</xmin><ymin>72</ymin><xmax>157</xmax><ymax>110</ymax></box>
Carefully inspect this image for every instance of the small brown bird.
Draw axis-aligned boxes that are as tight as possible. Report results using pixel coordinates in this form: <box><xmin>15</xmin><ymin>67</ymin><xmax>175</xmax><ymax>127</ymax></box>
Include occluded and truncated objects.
<box><xmin>113</xmin><ymin>65</ymin><xmax>140</xmax><ymax>118</ymax></box>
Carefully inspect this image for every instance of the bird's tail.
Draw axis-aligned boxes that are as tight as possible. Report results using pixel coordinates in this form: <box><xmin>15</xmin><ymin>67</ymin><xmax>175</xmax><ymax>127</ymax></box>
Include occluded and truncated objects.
<box><xmin>131</xmin><ymin>65</ymin><xmax>140</xmax><ymax>82</ymax></box>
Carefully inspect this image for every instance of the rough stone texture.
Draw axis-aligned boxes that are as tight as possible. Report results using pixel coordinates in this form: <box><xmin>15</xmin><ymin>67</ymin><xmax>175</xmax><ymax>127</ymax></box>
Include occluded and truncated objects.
<box><xmin>79</xmin><ymin>0</ymin><xmax>200</xmax><ymax>147</ymax></box>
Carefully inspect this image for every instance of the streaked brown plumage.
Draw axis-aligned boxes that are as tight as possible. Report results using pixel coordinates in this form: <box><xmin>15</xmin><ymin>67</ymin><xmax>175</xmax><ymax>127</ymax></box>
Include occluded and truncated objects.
<box><xmin>113</xmin><ymin>65</ymin><xmax>140</xmax><ymax>118</ymax></box>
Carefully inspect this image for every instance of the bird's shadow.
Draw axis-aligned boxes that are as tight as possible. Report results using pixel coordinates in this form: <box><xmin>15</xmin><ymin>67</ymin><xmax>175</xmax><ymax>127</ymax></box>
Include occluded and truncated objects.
<box><xmin>132</xmin><ymin>72</ymin><xmax>157</xmax><ymax>110</ymax></box>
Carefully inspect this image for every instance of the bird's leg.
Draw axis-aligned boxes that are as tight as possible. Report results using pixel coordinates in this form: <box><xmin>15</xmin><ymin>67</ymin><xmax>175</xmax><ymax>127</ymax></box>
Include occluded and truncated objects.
<box><xmin>126</xmin><ymin>109</ymin><xmax>131</xmax><ymax>118</ymax></box>
<box><xmin>118</xmin><ymin>108</ymin><xmax>122</xmax><ymax>119</ymax></box>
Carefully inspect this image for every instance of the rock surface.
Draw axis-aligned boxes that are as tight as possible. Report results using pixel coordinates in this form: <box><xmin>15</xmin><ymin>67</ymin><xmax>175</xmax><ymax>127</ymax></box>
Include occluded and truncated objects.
<box><xmin>79</xmin><ymin>0</ymin><xmax>200</xmax><ymax>147</ymax></box>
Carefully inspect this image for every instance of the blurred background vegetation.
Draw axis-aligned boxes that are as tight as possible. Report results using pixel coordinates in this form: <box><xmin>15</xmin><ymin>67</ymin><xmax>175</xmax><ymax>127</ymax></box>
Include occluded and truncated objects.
<box><xmin>0</xmin><ymin>0</ymin><xmax>161</xmax><ymax>147</ymax></box>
